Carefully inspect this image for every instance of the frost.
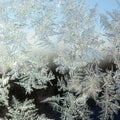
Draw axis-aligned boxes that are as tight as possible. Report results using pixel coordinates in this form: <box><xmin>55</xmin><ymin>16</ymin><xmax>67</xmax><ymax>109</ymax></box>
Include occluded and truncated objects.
<box><xmin>0</xmin><ymin>0</ymin><xmax>120</xmax><ymax>120</ymax></box>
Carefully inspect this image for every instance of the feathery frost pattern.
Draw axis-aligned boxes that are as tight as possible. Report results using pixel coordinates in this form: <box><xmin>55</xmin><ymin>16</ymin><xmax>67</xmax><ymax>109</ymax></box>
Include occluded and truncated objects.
<box><xmin>0</xmin><ymin>0</ymin><xmax>120</xmax><ymax>120</ymax></box>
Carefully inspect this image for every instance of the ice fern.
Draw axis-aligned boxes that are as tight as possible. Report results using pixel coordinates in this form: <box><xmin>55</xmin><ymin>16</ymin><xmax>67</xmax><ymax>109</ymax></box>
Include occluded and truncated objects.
<box><xmin>6</xmin><ymin>97</ymin><xmax>51</xmax><ymax>120</ymax></box>
<box><xmin>0</xmin><ymin>0</ymin><xmax>120</xmax><ymax>120</ymax></box>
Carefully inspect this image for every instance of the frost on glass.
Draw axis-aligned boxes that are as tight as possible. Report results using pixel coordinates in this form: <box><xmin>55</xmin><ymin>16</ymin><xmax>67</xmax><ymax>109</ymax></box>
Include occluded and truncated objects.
<box><xmin>0</xmin><ymin>0</ymin><xmax>120</xmax><ymax>120</ymax></box>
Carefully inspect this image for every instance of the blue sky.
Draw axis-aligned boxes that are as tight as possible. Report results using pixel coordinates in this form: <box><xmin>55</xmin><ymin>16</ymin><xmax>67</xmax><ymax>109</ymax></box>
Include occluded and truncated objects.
<box><xmin>86</xmin><ymin>0</ymin><xmax>118</xmax><ymax>13</ymax></box>
<box><xmin>86</xmin><ymin>0</ymin><xmax>118</xmax><ymax>32</ymax></box>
